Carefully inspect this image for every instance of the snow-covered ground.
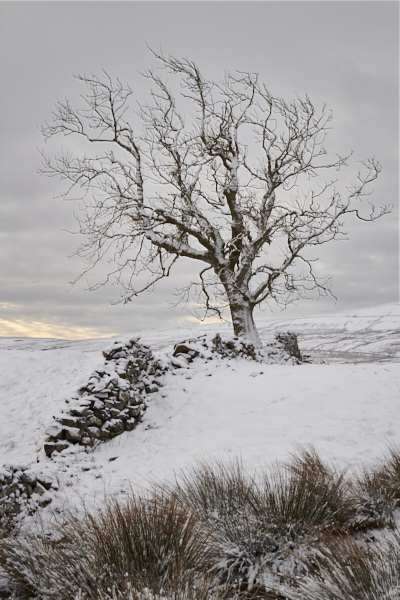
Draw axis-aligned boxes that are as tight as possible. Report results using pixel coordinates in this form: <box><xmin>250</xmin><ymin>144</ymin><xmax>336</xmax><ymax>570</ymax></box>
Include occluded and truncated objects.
<box><xmin>0</xmin><ymin>302</ymin><xmax>399</xmax><ymax>514</ymax></box>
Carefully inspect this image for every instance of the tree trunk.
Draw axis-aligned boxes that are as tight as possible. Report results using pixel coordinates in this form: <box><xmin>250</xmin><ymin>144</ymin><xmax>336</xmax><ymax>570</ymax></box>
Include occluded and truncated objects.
<box><xmin>228</xmin><ymin>298</ymin><xmax>262</xmax><ymax>348</ymax></box>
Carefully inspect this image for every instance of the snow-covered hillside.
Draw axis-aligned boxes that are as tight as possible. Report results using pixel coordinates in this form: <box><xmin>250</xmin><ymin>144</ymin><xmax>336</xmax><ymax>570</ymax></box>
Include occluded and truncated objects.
<box><xmin>0</xmin><ymin>303</ymin><xmax>399</xmax><ymax>514</ymax></box>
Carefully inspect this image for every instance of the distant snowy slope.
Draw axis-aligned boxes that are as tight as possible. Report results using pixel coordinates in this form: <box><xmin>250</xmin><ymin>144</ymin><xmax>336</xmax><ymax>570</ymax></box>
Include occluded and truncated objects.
<box><xmin>0</xmin><ymin>303</ymin><xmax>399</xmax><ymax>511</ymax></box>
<box><xmin>256</xmin><ymin>302</ymin><xmax>400</xmax><ymax>363</ymax></box>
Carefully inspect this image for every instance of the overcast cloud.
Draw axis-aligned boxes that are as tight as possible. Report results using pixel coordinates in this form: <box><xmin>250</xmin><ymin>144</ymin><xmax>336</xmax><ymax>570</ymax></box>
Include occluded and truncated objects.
<box><xmin>0</xmin><ymin>1</ymin><xmax>398</xmax><ymax>339</ymax></box>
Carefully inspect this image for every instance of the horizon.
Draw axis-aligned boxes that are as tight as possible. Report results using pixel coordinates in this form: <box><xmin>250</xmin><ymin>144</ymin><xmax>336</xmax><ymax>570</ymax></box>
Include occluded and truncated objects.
<box><xmin>1</xmin><ymin>299</ymin><xmax>398</xmax><ymax>341</ymax></box>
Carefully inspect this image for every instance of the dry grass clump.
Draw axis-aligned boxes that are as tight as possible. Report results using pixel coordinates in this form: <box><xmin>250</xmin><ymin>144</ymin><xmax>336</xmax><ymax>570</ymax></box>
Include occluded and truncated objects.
<box><xmin>0</xmin><ymin>492</ymin><xmax>219</xmax><ymax>599</ymax></box>
<box><xmin>383</xmin><ymin>444</ymin><xmax>400</xmax><ymax>498</ymax></box>
<box><xmin>274</xmin><ymin>446</ymin><xmax>353</xmax><ymax>532</ymax></box>
<box><xmin>283</xmin><ymin>529</ymin><xmax>400</xmax><ymax>600</ymax></box>
<box><xmin>349</xmin><ymin>445</ymin><xmax>400</xmax><ymax>531</ymax></box>
<box><xmin>165</xmin><ymin>448</ymin><xmax>354</xmax><ymax>590</ymax></box>
<box><xmin>350</xmin><ymin>469</ymin><xmax>396</xmax><ymax>530</ymax></box>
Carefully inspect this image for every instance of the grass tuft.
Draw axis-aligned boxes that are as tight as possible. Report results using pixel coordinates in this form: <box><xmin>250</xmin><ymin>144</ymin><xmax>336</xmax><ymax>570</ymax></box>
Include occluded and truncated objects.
<box><xmin>283</xmin><ymin>529</ymin><xmax>400</xmax><ymax>599</ymax></box>
<box><xmin>349</xmin><ymin>444</ymin><xmax>400</xmax><ymax>531</ymax></box>
<box><xmin>165</xmin><ymin>448</ymin><xmax>354</xmax><ymax>590</ymax></box>
<box><xmin>272</xmin><ymin>446</ymin><xmax>353</xmax><ymax>532</ymax></box>
<box><xmin>0</xmin><ymin>492</ymin><xmax>218</xmax><ymax>599</ymax></box>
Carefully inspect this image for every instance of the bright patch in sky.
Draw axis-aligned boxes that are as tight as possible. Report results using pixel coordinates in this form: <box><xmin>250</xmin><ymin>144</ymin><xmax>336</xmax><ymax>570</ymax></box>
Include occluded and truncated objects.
<box><xmin>0</xmin><ymin>316</ymin><xmax>116</xmax><ymax>340</ymax></box>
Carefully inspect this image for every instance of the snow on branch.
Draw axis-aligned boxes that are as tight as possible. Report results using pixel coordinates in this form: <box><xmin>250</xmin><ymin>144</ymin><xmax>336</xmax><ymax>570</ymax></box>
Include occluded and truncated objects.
<box><xmin>40</xmin><ymin>50</ymin><xmax>390</xmax><ymax>343</ymax></box>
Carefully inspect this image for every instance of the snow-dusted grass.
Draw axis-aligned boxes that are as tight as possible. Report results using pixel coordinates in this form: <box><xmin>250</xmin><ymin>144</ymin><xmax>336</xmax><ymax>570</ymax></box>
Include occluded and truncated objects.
<box><xmin>283</xmin><ymin>530</ymin><xmax>400</xmax><ymax>600</ymax></box>
<box><xmin>1</xmin><ymin>448</ymin><xmax>400</xmax><ymax>598</ymax></box>
<box><xmin>350</xmin><ymin>444</ymin><xmax>400</xmax><ymax>532</ymax></box>
<box><xmin>161</xmin><ymin>449</ymin><xmax>355</xmax><ymax>587</ymax></box>
<box><xmin>0</xmin><ymin>492</ymin><xmax>218</xmax><ymax>600</ymax></box>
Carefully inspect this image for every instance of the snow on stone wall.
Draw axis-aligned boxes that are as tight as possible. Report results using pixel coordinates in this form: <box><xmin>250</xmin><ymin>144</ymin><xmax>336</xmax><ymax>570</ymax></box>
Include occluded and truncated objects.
<box><xmin>0</xmin><ymin>464</ymin><xmax>56</xmax><ymax>529</ymax></box>
<box><xmin>44</xmin><ymin>338</ymin><xmax>165</xmax><ymax>457</ymax></box>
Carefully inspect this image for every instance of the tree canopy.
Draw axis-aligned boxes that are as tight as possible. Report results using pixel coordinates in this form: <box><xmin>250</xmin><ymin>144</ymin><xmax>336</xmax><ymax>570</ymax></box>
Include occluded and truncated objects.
<box><xmin>41</xmin><ymin>51</ymin><xmax>389</xmax><ymax>345</ymax></box>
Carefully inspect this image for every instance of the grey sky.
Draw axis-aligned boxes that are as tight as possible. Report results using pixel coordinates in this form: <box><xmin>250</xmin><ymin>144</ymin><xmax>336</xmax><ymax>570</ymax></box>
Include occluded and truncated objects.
<box><xmin>0</xmin><ymin>1</ymin><xmax>398</xmax><ymax>339</ymax></box>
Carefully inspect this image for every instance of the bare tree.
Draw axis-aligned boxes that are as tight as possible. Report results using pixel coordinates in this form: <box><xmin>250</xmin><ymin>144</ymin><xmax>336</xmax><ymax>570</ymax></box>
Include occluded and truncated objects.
<box><xmin>41</xmin><ymin>51</ymin><xmax>389</xmax><ymax>346</ymax></box>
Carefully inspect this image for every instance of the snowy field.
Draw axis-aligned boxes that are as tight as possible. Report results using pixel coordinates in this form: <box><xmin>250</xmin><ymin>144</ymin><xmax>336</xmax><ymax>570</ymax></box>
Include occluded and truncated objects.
<box><xmin>0</xmin><ymin>302</ymin><xmax>399</xmax><ymax>514</ymax></box>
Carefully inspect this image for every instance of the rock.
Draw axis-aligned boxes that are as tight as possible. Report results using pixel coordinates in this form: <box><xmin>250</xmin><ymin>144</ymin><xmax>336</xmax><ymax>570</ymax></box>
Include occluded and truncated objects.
<box><xmin>171</xmin><ymin>356</ymin><xmax>189</xmax><ymax>369</ymax></box>
<box><xmin>59</xmin><ymin>416</ymin><xmax>84</xmax><ymax>429</ymax></box>
<box><xmin>7</xmin><ymin>503</ymin><xmax>21</xmax><ymax>516</ymax></box>
<box><xmin>44</xmin><ymin>442</ymin><xmax>57</xmax><ymax>458</ymax></box>
<box><xmin>275</xmin><ymin>331</ymin><xmax>303</xmax><ymax>362</ymax></box>
<box><xmin>87</xmin><ymin>427</ymin><xmax>101</xmax><ymax>439</ymax></box>
<box><xmin>87</xmin><ymin>415</ymin><xmax>103</xmax><ymax>427</ymax></box>
<box><xmin>0</xmin><ymin>485</ymin><xmax>11</xmax><ymax>499</ymax></box>
<box><xmin>121</xmin><ymin>391</ymin><xmax>142</xmax><ymax>405</ymax></box>
<box><xmin>70</xmin><ymin>407</ymin><xmax>92</xmax><ymax>417</ymax></box>
<box><xmin>109</xmin><ymin>408</ymin><xmax>121</xmax><ymax>418</ymax></box>
<box><xmin>54</xmin><ymin>441</ymin><xmax>70</xmax><ymax>453</ymax></box>
<box><xmin>113</xmin><ymin>398</ymin><xmax>127</xmax><ymax>410</ymax></box>
<box><xmin>173</xmin><ymin>343</ymin><xmax>200</xmax><ymax>361</ymax></box>
<box><xmin>36</xmin><ymin>476</ymin><xmax>53</xmax><ymax>491</ymax></box>
<box><xmin>45</xmin><ymin>423</ymin><xmax>64</xmax><ymax>439</ymax></box>
<box><xmin>65</xmin><ymin>428</ymin><xmax>84</xmax><ymax>443</ymax></box>
<box><xmin>33</xmin><ymin>483</ymin><xmax>46</xmax><ymax>496</ymax></box>
<box><xmin>145</xmin><ymin>383</ymin><xmax>159</xmax><ymax>394</ymax></box>
<box><xmin>95</xmin><ymin>391</ymin><xmax>110</xmax><ymax>399</ymax></box>
<box><xmin>128</xmin><ymin>406</ymin><xmax>141</xmax><ymax>418</ymax></box>
<box><xmin>124</xmin><ymin>419</ymin><xmax>137</xmax><ymax>431</ymax></box>
<box><xmin>93</xmin><ymin>407</ymin><xmax>109</xmax><ymax>421</ymax></box>
<box><xmin>38</xmin><ymin>496</ymin><xmax>52</xmax><ymax>508</ymax></box>
<box><xmin>106</xmin><ymin>421</ymin><xmax>124</xmax><ymax>436</ymax></box>
<box><xmin>20</xmin><ymin>470</ymin><xmax>37</xmax><ymax>485</ymax></box>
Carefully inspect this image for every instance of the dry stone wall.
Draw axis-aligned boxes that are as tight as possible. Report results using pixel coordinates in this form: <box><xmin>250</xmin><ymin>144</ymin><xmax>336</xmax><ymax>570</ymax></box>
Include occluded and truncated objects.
<box><xmin>1</xmin><ymin>338</ymin><xmax>165</xmax><ymax>530</ymax></box>
<box><xmin>0</xmin><ymin>464</ymin><xmax>56</xmax><ymax>529</ymax></box>
<box><xmin>44</xmin><ymin>338</ymin><xmax>165</xmax><ymax>457</ymax></box>
<box><xmin>172</xmin><ymin>331</ymin><xmax>308</xmax><ymax>365</ymax></box>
